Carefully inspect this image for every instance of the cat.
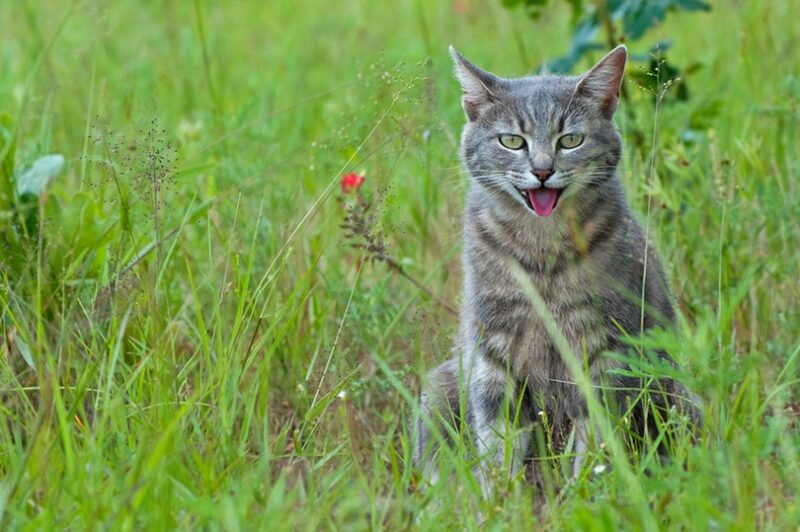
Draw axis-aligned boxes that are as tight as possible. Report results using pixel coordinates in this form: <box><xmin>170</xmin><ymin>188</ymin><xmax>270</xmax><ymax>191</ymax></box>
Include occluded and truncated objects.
<box><xmin>415</xmin><ymin>45</ymin><xmax>701</xmax><ymax>495</ymax></box>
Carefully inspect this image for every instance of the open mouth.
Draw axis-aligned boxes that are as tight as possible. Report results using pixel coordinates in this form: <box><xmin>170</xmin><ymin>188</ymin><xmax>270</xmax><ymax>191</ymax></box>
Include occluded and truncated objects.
<box><xmin>517</xmin><ymin>187</ymin><xmax>563</xmax><ymax>217</ymax></box>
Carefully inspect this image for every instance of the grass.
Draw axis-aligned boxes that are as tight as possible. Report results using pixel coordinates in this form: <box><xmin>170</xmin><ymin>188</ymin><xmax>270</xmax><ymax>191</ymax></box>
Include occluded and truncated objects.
<box><xmin>0</xmin><ymin>0</ymin><xmax>798</xmax><ymax>529</ymax></box>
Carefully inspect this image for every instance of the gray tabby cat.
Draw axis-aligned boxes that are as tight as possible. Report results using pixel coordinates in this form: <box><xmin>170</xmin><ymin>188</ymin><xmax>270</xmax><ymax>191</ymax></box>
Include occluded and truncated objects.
<box><xmin>415</xmin><ymin>45</ymin><xmax>699</xmax><ymax>493</ymax></box>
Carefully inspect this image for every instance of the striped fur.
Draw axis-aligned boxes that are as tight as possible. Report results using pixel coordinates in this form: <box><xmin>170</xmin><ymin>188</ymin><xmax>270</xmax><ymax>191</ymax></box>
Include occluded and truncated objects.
<box><xmin>415</xmin><ymin>46</ymin><xmax>700</xmax><ymax>492</ymax></box>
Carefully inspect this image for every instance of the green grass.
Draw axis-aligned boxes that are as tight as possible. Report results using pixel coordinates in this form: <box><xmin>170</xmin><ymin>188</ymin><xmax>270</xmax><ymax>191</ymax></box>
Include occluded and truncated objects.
<box><xmin>1</xmin><ymin>0</ymin><xmax>799</xmax><ymax>529</ymax></box>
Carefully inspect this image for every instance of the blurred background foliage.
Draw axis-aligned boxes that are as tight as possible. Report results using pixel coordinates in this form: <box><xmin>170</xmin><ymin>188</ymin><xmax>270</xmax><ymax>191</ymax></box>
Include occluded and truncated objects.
<box><xmin>0</xmin><ymin>0</ymin><xmax>798</xmax><ymax>528</ymax></box>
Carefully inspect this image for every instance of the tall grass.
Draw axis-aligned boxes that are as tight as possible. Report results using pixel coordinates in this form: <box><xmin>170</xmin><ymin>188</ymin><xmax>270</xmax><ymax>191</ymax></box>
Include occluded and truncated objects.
<box><xmin>0</xmin><ymin>0</ymin><xmax>798</xmax><ymax>528</ymax></box>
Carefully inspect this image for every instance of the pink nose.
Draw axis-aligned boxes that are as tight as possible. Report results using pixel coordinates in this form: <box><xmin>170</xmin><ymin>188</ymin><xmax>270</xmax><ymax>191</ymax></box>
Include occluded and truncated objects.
<box><xmin>532</xmin><ymin>168</ymin><xmax>554</xmax><ymax>182</ymax></box>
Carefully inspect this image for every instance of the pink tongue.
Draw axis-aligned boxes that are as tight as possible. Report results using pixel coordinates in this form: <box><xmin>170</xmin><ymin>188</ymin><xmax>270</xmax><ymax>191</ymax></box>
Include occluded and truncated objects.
<box><xmin>527</xmin><ymin>188</ymin><xmax>558</xmax><ymax>217</ymax></box>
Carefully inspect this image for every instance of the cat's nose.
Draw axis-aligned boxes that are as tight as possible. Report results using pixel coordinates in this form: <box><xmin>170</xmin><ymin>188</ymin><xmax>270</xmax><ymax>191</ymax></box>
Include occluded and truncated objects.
<box><xmin>531</xmin><ymin>168</ymin><xmax>554</xmax><ymax>183</ymax></box>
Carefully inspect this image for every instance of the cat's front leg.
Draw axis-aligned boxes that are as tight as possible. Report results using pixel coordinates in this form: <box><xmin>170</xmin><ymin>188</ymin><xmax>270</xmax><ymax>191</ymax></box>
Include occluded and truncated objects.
<box><xmin>415</xmin><ymin>358</ymin><xmax>462</xmax><ymax>487</ymax></box>
<box><xmin>468</xmin><ymin>356</ymin><xmax>530</xmax><ymax>499</ymax></box>
<box><xmin>571</xmin><ymin>417</ymin><xmax>593</xmax><ymax>478</ymax></box>
<box><xmin>571</xmin><ymin>415</ymin><xmax>611</xmax><ymax>480</ymax></box>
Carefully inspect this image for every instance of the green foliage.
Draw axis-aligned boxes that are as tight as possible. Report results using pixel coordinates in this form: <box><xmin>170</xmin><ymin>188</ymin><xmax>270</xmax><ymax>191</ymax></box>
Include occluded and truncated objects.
<box><xmin>0</xmin><ymin>115</ymin><xmax>66</xmax><ymax>276</ymax></box>
<box><xmin>0</xmin><ymin>114</ymin><xmax>17</xmax><ymax>205</ymax></box>
<box><xmin>503</xmin><ymin>0</ymin><xmax>711</xmax><ymax>107</ymax></box>
<box><xmin>502</xmin><ymin>0</ymin><xmax>583</xmax><ymax>20</ymax></box>
<box><xmin>14</xmin><ymin>154</ymin><xmax>64</xmax><ymax>198</ymax></box>
<box><xmin>0</xmin><ymin>0</ymin><xmax>798</xmax><ymax>529</ymax></box>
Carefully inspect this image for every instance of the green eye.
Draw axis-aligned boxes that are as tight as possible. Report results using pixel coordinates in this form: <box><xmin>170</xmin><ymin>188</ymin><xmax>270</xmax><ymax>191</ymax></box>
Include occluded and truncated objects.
<box><xmin>499</xmin><ymin>134</ymin><xmax>525</xmax><ymax>150</ymax></box>
<box><xmin>557</xmin><ymin>133</ymin><xmax>584</xmax><ymax>149</ymax></box>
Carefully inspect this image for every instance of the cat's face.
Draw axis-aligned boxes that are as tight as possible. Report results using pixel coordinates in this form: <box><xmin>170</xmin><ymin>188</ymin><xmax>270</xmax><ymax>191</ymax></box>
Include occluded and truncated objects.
<box><xmin>452</xmin><ymin>46</ymin><xmax>626</xmax><ymax>218</ymax></box>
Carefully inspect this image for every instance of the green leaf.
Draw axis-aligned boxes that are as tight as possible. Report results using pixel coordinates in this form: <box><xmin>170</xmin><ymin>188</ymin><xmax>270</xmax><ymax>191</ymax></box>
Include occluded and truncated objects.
<box><xmin>688</xmin><ymin>98</ymin><xmax>721</xmax><ymax>130</ymax></box>
<box><xmin>564</xmin><ymin>0</ymin><xmax>584</xmax><ymax>23</ymax></box>
<box><xmin>15</xmin><ymin>154</ymin><xmax>65</xmax><ymax>197</ymax></box>
<box><xmin>622</xmin><ymin>0</ymin><xmax>670</xmax><ymax>40</ymax></box>
<box><xmin>15</xmin><ymin>335</ymin><xmax>36</xmax><ymax>372</ymax></box>
<box><xmin>620</xmin><ymin>0</ymin><xmax>711</xmax><ymax>40</ymax></box>
<box><xmin>0</xmin><ymin>114</ymin><xmax>15</xmax><ymax>182</ymax></box>
<box><xmin>0</xmin><ymin>113</ymin><xmax>16</xmax><ymax>210</ymax></box>
<box><xmin>673</xmin><ymin>0</ymin><xmax>711</xmax><ymax>11</ymax></box>
<box><xmin>539</xmin><ymin>17</ymin><xmax>602</xmax><ymax>73</ymax></box>
<box><xmin>628</xmin><ymin>50</ymin><xmax>690</xmax><ymax>104</ymax></box>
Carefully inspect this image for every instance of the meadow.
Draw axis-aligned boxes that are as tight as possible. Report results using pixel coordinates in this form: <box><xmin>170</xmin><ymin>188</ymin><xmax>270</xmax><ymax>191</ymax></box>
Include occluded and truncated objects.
<box><xmin>0</xmin><ymin>0</ymin><xmax>798</xmax><ymax>529</ymax></box>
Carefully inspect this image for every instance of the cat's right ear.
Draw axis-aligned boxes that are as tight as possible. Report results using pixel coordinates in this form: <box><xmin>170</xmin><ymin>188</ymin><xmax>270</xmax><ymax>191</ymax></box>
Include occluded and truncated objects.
<box><xmin>449</xmin><ymin>46</ymin><xmax>499</xmax><ymax>121</ymax></box>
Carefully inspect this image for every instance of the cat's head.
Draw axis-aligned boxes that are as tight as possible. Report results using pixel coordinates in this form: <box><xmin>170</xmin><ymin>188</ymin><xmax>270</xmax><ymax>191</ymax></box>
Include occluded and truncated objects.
<box><xmin>451</xmin><ymin>45</ymin><xmax>626</xmax><ymax>218</ymax></box>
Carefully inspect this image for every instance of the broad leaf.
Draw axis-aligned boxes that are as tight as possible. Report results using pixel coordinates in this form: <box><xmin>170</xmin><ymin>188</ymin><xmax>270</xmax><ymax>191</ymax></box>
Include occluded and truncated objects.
<box><xmin>15</xmin><ymin>154</ymin><xmax>65</xmax><ymax>197</ymax></box>
<box><xmin>540</xmin><ymin>17</ymin><xmax>603</xmax><ymax>74</ymax></box>
<box><xmin>16</xmin><ymin>335</ymin><xmax>36</xmax><ymax>371</ymax></box>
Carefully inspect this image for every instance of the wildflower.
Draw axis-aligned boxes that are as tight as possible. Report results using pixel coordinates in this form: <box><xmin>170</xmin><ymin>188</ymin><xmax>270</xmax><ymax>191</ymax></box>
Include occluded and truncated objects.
<box><xmin>340</xmin><ymin>172</ymin><xmax>365</xmax><ymax>194</ymax></box>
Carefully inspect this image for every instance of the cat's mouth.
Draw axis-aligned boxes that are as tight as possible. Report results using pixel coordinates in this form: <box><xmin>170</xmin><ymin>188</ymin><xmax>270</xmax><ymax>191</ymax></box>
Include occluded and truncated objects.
<box><xmin>518</xmin><ymin>187</ymin><xmax>563</xmax><ymax>217</ymax></box>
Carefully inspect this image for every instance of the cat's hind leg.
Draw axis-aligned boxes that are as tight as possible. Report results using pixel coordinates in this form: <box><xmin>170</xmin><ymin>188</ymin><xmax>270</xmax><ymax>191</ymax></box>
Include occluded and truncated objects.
<box><xmin>414</xmin><ymin>357</ymin><xmax>462</xmax><ymax>484</ymax></box>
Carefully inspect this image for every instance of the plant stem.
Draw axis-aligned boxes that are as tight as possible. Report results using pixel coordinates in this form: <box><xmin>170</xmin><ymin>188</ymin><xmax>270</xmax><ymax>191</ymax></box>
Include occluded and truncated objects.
<box><xmin>378</xmin><ymin>252</ymin><xmax>458</xmax><ymax>317</ymax></box>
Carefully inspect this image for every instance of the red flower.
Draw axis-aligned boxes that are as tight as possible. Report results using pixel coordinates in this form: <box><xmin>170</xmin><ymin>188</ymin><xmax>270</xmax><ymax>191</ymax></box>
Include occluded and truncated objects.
<box><xmin>340</xmin><ymin>172</ymin><xmax>365</xmax><ymax>194</ymax></box>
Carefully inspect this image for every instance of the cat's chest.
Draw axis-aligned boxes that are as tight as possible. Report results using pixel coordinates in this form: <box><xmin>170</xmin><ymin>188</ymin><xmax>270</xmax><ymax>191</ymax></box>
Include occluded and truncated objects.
<box><xmin>465</xmin><ymin>208</ymin><xmax>610</xmax><ymax>347</ymax></box>
<box><xmin>468</xmin><ymin>242</ymin><xmax>608</xmax><ymax>363</ymax></box>
<box><xmin>505</xmin><ymin>268</ymin><xmax>606</xmax><ymax>380</ymax></box>
<box><xmin>515</xmin><ymin>263</ymin><xmax>602</xmax><ymax>333</ymax></box>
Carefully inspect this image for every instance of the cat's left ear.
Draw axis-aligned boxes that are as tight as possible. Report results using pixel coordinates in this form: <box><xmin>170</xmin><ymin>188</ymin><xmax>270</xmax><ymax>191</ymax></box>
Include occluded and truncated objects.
<box><xmin>575</xmin><ymin>45</ymin><xmax>627</xmax><ymax>119</ymax></box>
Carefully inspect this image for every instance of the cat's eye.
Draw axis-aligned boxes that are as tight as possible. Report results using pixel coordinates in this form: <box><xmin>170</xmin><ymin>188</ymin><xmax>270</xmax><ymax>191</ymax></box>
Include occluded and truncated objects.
<box><xmin>557</xmin><ymin>133</ymin><xmax>584</xmax><ymax>149</ymax></box>
<box><xmin>498</xmin><ymin>134</ymin><xmax>526</xmax><ymax>150</ymax></box>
